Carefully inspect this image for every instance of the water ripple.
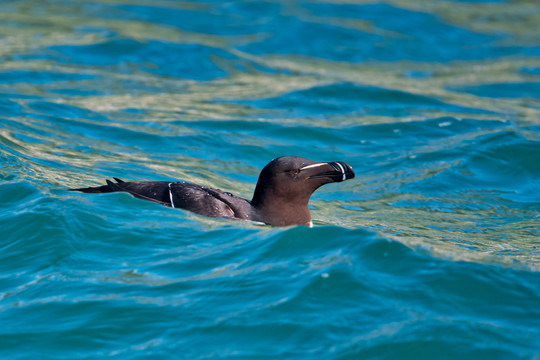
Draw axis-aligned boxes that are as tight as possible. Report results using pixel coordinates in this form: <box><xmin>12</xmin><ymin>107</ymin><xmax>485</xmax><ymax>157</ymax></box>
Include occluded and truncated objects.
<box><xmin>1</xmin><ymin>0</ymin><xmax>540</xmax><ymax>359</ymax></box>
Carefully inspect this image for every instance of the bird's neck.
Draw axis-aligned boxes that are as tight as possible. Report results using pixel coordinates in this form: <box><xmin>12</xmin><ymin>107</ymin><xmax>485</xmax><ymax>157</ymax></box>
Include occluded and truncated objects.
<box><xmin>251</xmin><ymin>195</ymin><xmax>312</xmax><ymax>227</ymax></box>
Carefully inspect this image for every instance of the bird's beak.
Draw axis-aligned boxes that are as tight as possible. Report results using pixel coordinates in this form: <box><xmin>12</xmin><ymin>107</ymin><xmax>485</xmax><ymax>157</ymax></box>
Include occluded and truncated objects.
<box><xmin>301</xmin><ymin>161</ymin><xmax>355</xmax><ymax>182</ymax></box>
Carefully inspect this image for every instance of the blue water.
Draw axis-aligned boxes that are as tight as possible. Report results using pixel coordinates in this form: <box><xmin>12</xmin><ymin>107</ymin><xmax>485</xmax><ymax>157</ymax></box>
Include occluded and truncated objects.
<box><xmin>1</xmin><ymin>0</ymin><xmax>539</xmax><ymax>358</ymax></box>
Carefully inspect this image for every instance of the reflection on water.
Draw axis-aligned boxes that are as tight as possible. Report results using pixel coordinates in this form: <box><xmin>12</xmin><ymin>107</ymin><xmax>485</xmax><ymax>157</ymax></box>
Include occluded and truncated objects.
<box><xmin>0</xmin><ymin>0</ymin><xmax>539</xmax><ymax>358</ymax></box>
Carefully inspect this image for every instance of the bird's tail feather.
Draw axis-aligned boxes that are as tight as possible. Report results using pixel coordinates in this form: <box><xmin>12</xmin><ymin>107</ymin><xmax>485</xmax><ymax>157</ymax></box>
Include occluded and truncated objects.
<box><xmin>70</xmin><ymin>178</ymin><xmax>124</xmax><ymax>193</ymax></box>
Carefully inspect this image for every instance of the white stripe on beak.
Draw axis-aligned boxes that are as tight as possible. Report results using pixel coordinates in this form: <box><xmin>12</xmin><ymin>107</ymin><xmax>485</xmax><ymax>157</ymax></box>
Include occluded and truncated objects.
<box><xmin>299</xmin><ymin>163</ymin><xmax>326</xmax><ymax>171</ymax></box>
<box><xmin>335</xmin><ymin>162</ymin><xmax>346</xmax><ymax>181</ymax></box>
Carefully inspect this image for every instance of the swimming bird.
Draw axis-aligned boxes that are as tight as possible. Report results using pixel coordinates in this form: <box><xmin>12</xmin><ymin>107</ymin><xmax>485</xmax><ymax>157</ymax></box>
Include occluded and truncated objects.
<box><xmin>71</xmin><ymin>156</ymin><xmax>355</xmax><ymax>227</ymax></box>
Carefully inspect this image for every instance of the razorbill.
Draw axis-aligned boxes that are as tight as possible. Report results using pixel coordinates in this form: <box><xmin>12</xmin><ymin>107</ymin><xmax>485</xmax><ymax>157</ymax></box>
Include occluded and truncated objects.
<box><xmin>70</xmin><ymin>156</ymin><xmax>355</xmax><ymax>227</ymax></box>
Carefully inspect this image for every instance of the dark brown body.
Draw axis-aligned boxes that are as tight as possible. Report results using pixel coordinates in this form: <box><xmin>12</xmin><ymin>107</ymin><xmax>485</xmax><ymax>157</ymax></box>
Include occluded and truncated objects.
<box><xmin>71</xmin><ymin>156</ymin><xmax>355</xmax><ymax>226</ymax></box>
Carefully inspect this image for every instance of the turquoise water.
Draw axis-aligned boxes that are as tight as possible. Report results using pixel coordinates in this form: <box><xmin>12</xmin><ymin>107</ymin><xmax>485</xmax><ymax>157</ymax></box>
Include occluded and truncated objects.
<box><xmin>1</xmin><ymin>0</ymin><xmax>539</xmax><ymax>358</ymax></box>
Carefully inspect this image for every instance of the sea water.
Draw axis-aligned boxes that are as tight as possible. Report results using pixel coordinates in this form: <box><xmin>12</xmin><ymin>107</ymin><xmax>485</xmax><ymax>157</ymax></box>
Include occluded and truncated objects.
<box><xmin>0</xmin><ymin>1</ymin><xmax>539</xmax><ymax>359</ymax></box>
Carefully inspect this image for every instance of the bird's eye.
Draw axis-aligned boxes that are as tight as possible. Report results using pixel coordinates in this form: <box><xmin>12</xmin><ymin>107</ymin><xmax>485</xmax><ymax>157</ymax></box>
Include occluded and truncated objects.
<box><xmin>290</xmin><ymin>169</ymin><xmax>301</xmax><ymax>175</ymax></box>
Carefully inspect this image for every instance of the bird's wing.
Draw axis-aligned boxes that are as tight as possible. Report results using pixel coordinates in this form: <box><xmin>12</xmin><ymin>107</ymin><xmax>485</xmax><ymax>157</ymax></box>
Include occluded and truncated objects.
<box><xmin>169</xmin><ymin>183</ymin><xmax>236</xmax><ymax>218</ymax></box>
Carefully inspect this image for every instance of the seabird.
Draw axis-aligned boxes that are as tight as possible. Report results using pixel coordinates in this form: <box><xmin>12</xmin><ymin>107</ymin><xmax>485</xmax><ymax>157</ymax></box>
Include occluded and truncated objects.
<box><xmin>70</xmin><ymin>156</ymin><xmax>355</xmax><ymax>227</ymax></box>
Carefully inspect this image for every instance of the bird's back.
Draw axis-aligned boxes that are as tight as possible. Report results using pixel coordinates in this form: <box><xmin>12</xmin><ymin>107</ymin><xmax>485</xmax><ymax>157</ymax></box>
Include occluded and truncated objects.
<box><xmin>72</xmin><ymin>179</ymin><xmax>253</xmax><ymax>220</ymax></box>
